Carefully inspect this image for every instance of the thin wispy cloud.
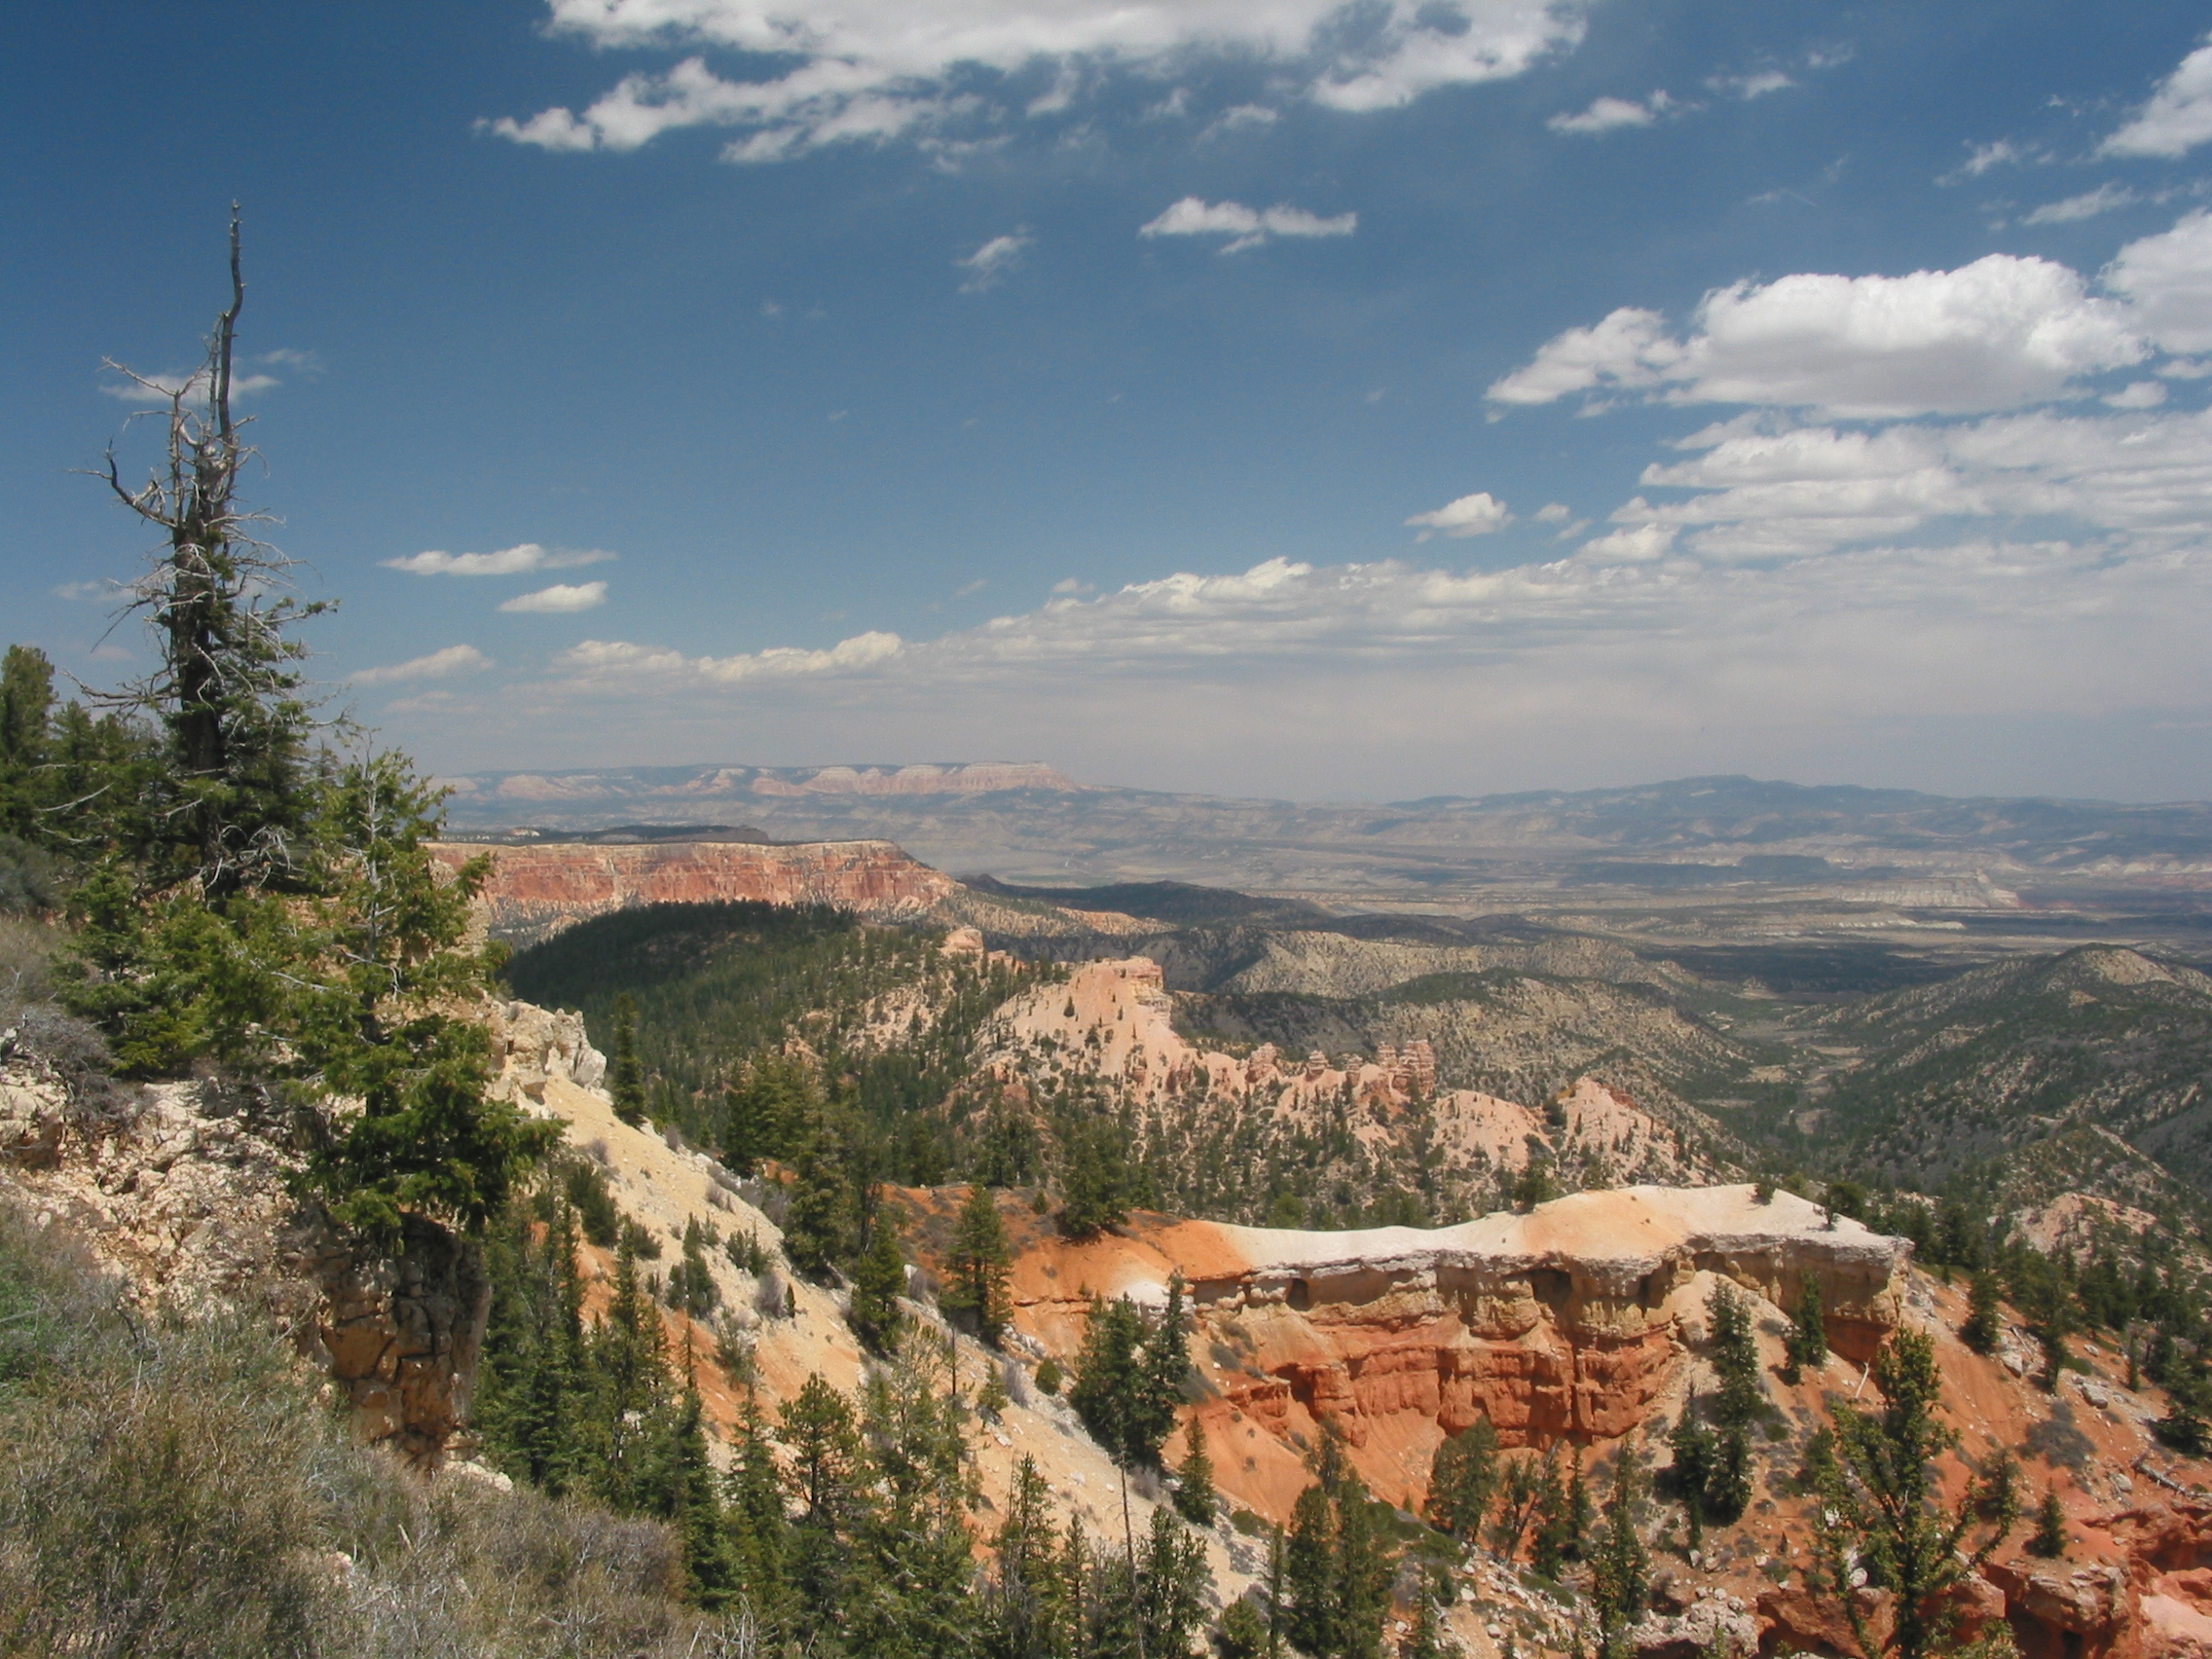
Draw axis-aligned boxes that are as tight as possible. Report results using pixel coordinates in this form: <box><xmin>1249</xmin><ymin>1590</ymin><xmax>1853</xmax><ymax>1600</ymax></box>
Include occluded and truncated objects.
<box><xmin>2022</xmin><ymin>183</ymin><xmax>2139</xmax><ymax>225</ymax></box>
<box><xmin>957</xmin><ymin>232</ymin><xmax>1031</xmax><ymax>293</ymax></box>
<box><xmin>1139</xmin><ymin>198</ymin><xmax>1356</xmax><ymax>253</ymax></box>
<box><xmin>384</xmin><ymin>543</ymin><xmax>617</xmax><ymax>577</ymax></box>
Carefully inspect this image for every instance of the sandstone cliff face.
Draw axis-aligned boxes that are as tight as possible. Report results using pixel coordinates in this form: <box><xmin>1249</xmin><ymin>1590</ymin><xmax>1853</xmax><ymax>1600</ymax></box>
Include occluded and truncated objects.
<box><xmin>432</xmin><ymin>837</ymin><xmax>961</xmax><ymax>945</ymax></box>
<box><xmin>1001</xmin><ymin>1186</ymin><xmax>1904</xmax><ymax>1518</ymax></box>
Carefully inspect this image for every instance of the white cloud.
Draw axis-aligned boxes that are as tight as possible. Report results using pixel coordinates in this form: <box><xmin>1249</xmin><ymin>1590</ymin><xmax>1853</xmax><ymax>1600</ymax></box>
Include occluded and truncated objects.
<box><xmin>2105</xmin><ymin>380</ymin><xmax>2167</xmax><ymax>409</ymax></box>
<box><xmin>1534</xmin><ymin>501</ymin><xmax>1572</xmax><ymax>522</ymax></box>
<box><xmin>500</xmin><ymin>581</ymin><xmax>609</xmax><ymax>613</ymax></box>
<box><xmin>490</xmin><ymin>0</ymin><xmax>1586</xmax><ymax>163</ymax></box>
<box><xmin>1578</xmin><ymin>522</ymin><xmax>1677</xmax><ymax>562</ymax></box>
<box><xmin>353</xmin><ymin>645</ymin><xmax>494</xmax><ymax>685</ymax></box>
<box><xmin>52</xmin><ymin>579</ymin><xmax>111</xmax><ymax>602</ymax></box>
<box><xmin>2103</xmin><ymin>209</ymin><xmax>2212</xmax><ymax>353</ymax></box>
<box><xmin>1198</xmin><ymin>103</ymin><xmax>1279</xmax><ymax>140</ymax></box>
<box><xmin>558</xmin><ymin>629</ymin><xmax>903</xmax><ymax>683</ymax></box>
<box><xmin>1139</xmin><ymin>197</ymin><xmax>1356</xmax><ymax>253</ymax></box>
<box><xmin>1708</xmin><ymin>70</ymin><xmax>1792</xmax><ymax>98</ymax></box>
<box><xmin>2021</xmin><ymin>183</ymin><xmax>2139</xmax><ymax>225</ymax></box>
<box><xmin>385</xmin><ymin>543</ymin><xmax>618</xmax><ymax>577</ymax></box>
<box><xmin>1487</xmin><ymin>307</ymin><xmax>1681</xmax><ymax>405</ymax></box>
<box><xmin>1547</xmin><ymin>92</ymin><xmax>1666</xmax><ymax>133</ymax></box>
<box><xmin>1940</xmin><ymin>138</ymin><xmax>2027</xmax><ymax>182</ymax></box>
<box><xmin>100</xmin><ymin>368</ymin><xmax>281</xmax><ymax>404</ymax></box>
<box><xmin>1490</xmin><ymin>254</ymin><xmax>2145</xmax><ymax>418</ymax></box>
<box><xmin>1604</xmin><ymin>403</ymin><xmax>2212</xmax><ymax>561</ymax></box>
<box><xmin>1405</xmin><ymin>491</ymin><xmax>1511</xmax><ymax>539</ymax></box>
<box><xmin>2102</xmin><ymin>41</ymin><xmax>2212</xmax><ymax>158</ymax></box>
<box><xmin>958</xmin><ymin>231</ymin><xmax>1031</xmax><ymax>292</ymax></box>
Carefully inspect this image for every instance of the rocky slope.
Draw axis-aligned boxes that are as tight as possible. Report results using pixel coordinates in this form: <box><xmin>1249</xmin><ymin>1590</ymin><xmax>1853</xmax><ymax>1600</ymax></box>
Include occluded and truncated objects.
<box><xmin>979</xmin><ymin>956</ymin><xmax>1737</xmax><ymax>1221</ymax></box>
<box><xmin>9</xmin><ymin>994</ymin><xmax>2210</xmax><ymax>1659</ymax></box>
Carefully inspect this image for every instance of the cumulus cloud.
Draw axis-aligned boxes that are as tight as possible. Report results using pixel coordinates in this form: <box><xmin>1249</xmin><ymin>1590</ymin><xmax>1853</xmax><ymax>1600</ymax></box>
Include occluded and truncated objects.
<box><xmin>1404</xmin><ymin>491</ymin><xmax>1511</xmax><ymax>539</ymax></box>
<box><xmin>385</xmin><ymin>543</ymin><xmax>617</xmax><ymax>576</ymax></box>
<box><xmin>499</xmin><ymin>581</ymin><xmax>609</xmax><ymax>613</ymax></box>
<box><xmin>558</xmin><ymin>629</ymin><xmax>903</xmax><ymax>683</ymax></box>
<box><xmin>1489</xmin><ymin>254</ymin><xmax>2145</xmax><ymax>418</ymax></box>
<box><xmin>353</xmin><ymin>645</ymin><xmax>494</xmax><ymax>685</ymax></box>
<box><xmin>958</xmin><ymin>231</ymin><xmax>1031</xmax><ymax>292</ymax></box>
<box><xmin>1139</xmin><ymin>197</ymin><xmax>1356</xmax><ymax>252</ymax></box>
<box><xmin>487</xmin><ymin>0</ymin><xmax>1585</xmax><ymax>163</ymax></box>
<box><xmin>1605</xmin><ymin>402</ymin><xmax>2212</xmax><ymax>560</ymax></box>
<box><xmin>2102</xmin><ymin>41</ymin><xmax>2212</xmax><ymax>158</ymax></box>
<box><xmin>2103</xmin><ymin>209</ymin><xmax>2212</xmax><ymax>353</ymax></box>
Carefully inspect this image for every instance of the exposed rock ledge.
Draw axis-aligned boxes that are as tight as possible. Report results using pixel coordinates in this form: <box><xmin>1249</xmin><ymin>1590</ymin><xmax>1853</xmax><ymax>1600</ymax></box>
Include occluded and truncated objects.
<box><xmin>432</xmin><ymin>836</ymin><xmax>960</xmax><ymax>945</ymax></box>
<box><xmin>1008</xmin><ymin>1186</ymin><xmax>1905</xmax><ymax>1518</ymax></box>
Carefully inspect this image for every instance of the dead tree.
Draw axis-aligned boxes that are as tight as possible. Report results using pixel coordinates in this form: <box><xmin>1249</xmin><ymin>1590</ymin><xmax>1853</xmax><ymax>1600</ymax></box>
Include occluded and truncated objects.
<box><xmin>96</xmin><ymin>208</ymin><xmax>326</xmax><ymax>898</ymax></box>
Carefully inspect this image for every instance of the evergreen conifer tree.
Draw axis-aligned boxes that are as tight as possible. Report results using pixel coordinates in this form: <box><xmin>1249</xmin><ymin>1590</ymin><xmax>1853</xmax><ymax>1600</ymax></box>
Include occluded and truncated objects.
<box><xmin>1175</xmin><ymin>1417</ymin><xmax>1218</xmax><ymax>1527</ymax></box>
<box><xmin>2030</xmin><ymin>1486</ymin><xmax>2068</xmax><ymax>1558</ymax></box>
<box><xmin>645</xmin><ymin>1385</ymin><xmax>741</xmax><ymax>1609</ymax></box>
<box><xmin>1706</xmin><ymin>1280</ymin><xmax>1761</xmax><ymax>1524</ymax></box>
<box><xmin>848</xmin><ymin>1206</ymin><xmax>907</xmax><ymax>1354</ymax></box>
<box><xmin>669</xmin><ymin>1214</ymin><xmax>719</xmax><ymax>1318</ymax></box>
<box><xmin>1428</xmin><ymin>1416</ymin><xmax>1501</xmax><ymax>1543</ymax></box>
<box><xmin>945</xmin><ymin>1182</ymin><xmax>1014</xmax><ymax>1345</ymax></box>
<box><xmin>1059</xmin><ymin>1115</ymin><xmax>1133</xmax><ymax>1237</ymax></box>
<box><xmin>609</xmin><ymin>992</ymin><xmax>646</xmax><ymax>1125</ymax></box>
<box><xmin>1590</xmin><ymin>1440</ymin><xmax>1650</xmax><ymax>1659</ymax></box>
<box><xmin>1803</xmin><ymin>1328</ymin><xmax>2020</xmax><ymax>1659</ymax></box>
<box><xmin>1784</xmin><ymin>1276</ymin><xmax>1826</xmax><ymax>1383</ymax></box>
<box><xmin>784</xmin><ymin>1109</ymin><xmax>853</xmax><ymax>1278</ymax></box>
<box><xmin>1668</xmin><ymin>1390</ymin><xmax>1716</xmax><ymax>1552</ymax></box>
<box><xmin>1962</xmin><ymin>1271</ymin><xmax>2004</xmax><ymax>1354</ymax></box>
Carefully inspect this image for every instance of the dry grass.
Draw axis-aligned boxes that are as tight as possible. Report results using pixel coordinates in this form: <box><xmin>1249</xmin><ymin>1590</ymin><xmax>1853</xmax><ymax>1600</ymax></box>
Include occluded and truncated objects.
<box><xmin>0</xmin><ymin>1200</ymin><xmax>758</xmax><ymax>1658</ymax></box>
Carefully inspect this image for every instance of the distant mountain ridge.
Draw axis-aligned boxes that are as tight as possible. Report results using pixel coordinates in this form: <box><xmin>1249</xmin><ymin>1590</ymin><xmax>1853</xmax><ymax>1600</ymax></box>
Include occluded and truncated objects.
<box><xmin>436</xmin><ymin>765</ymin><xmax>2212</xmax><ymax>903</ymax></box>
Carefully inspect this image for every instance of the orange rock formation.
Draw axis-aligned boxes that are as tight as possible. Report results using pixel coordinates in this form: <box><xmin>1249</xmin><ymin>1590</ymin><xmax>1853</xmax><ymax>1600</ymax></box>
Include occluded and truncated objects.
<box><xmin>431</xmin><ymin>837</ymin><xmax>959</xmax><ymax>943</ymax></box>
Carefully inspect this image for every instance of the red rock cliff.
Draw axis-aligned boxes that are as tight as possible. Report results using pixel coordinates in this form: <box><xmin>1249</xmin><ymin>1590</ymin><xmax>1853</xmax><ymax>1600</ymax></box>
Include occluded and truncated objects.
<box><xmin>431</xmin><ymin>837</ymin><xmax>960</xmax><ymax>944</ymax></box>
<box><xmin>999</xmin><ymin>1185</ymin><xmax>1906</xmax><ymax>1522</ymax></box>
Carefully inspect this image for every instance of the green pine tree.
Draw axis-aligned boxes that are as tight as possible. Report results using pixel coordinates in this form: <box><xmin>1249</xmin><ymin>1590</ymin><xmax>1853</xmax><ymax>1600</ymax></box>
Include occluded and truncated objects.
<box><xmin>848</xmin><ymin>1204</ymin><xmax>907</xmax><ymax>1354</ymax></box>
<box><xmin>1058</xmin><ymin>1116</ymin><xmax>1133</xmax><ymax>1237</ymax></box>
<box><xmin>1590</xmin><ymin>1439</ymin><xmax>1650</xmax><ymax>1659</ymax></box>
<box><xmin>645</xmin><ymin>1384</ymin><xmax>742</xmax><ymax>1608</ymax></box>
<box><xmin>1784</xmin><ymin>1275</ymin><xmax>1827</xmax><ymax>1383</ymax></box>
<box><xmin>1427</xmin><ymin>1416</ymin><xmax>1501</xmax><ymax>1542</ymax></box>
<box><xmin>1803</xmin><ymin>1328</ymin><xmax>2020</xmax><ymax>1659</ymax></box>
<box><xmin>1175</xmin><ymin>1417</ymin><xmax>1218</xmax><ymax>1527</ymax></box>
<box><xmin>2030</xmin><ymin>1486</ymin><xmax>2068</xmax><ymax>1558</ymax></box>
<box><xmin>609</xmin><ymin>992</ymin><xmax>646</xmax><ymax>1125</ymax></box>
<box><xmin>944</xmin><ymin>1183</ymin><xmax>1014</xmax><ymax>1345</ymax></box>
<box><xmin>784</xmin><ymin>1109</ymin><xmax>853</xmax><ymax>1278</ymax></box>
<box><xmin>1962</xmin><ymin>1271</ymin><xmax>2004</xmax><ymax>1354</ymax></box>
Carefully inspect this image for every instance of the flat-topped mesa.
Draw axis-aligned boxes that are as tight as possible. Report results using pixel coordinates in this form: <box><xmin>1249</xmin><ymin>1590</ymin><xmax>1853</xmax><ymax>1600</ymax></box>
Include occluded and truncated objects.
<box><xmin>430</xmin><ymin>837</ymin><xmax>960</xmax><ymax>946</ymax></box>
<box><xmin>1014</xmin><ymin>1185</ymin><xmax>1905</xmax><ymax>1518</ymax></box>
<box><xmin>1200</xmin><ymin>1184</ymin><xmax>1903</xmax><ymax>1351</ymax></box>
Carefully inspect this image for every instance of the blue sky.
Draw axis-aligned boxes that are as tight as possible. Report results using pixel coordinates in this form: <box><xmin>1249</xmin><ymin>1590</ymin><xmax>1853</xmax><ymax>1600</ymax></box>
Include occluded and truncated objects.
<box><xmin>9</xmin><ymin>1</ymin><xmax>2212</xmax><ymax>801</ymax></box>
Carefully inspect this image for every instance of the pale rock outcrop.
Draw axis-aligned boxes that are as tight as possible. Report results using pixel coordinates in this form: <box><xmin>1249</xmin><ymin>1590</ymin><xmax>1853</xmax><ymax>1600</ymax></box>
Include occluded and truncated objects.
<box><xmin>484</xmin><ymin>999</ymin><xmax>607</xmax><ymax>1099</ymax></box>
